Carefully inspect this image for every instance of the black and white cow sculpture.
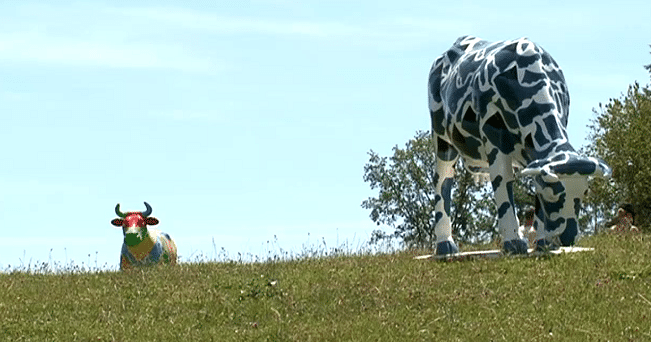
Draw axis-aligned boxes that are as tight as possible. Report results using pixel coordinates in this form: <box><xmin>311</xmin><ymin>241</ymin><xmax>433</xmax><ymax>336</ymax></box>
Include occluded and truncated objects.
<box><xmin>428</xmin><ymin>36</ymin><xmax>611</xmax><ymax>255</ymax></box>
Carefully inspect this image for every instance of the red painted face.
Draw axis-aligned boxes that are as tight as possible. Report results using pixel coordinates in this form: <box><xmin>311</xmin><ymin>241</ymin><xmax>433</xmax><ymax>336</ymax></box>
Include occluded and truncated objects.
<box><xmin>111</xmin><ymin>213</ymin><xmax>159</xmax><ymax>229</ymax></box>
<box><xmin>122</xmin><ymin>213</ymin><xmax>146</xmax><ymax>228</ymax></box>
<box><xmin>111</xmin><ymin>212</ymin><xmax>159</xmax><ymax>246</ymax></box>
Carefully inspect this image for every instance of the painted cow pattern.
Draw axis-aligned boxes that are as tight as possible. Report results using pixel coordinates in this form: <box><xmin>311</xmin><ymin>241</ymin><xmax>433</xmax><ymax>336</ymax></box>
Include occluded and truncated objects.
<box><xmin>111</xmin><ymin>202</ymin><xmax>178</xmax><ymax>270</ymax></box>
<box><xmin>120</xmin><ymin>230</ymin><xmax>177</xmax><ymax>267</ymax></box>
<box><xmin>428</xmin><ymin>36</ymin><xmax>611</xmax><ymax>255</ymax></box>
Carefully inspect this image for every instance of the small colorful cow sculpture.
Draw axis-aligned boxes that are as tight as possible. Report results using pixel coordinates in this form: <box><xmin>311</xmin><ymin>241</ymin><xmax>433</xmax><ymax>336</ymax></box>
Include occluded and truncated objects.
<box><xmin>111</xmin><ymin>202</ymin><xmax>178</xmax><ymax>270</ymax></box>
<box><xmin>428</xmin><ymin>36</ymin><xmax>611</xmax><ymax>255</ymax></box>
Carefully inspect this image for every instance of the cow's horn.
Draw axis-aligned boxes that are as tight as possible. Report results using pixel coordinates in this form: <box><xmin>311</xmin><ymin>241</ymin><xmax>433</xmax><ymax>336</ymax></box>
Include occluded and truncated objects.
<box><xmin>115</xmin><ymin>203</ymin><xmax>127</xmax><ymax>218</ymax></box>
<box><xmin>142</xmin><ymin>202</ymin><xmax>153</xmax><ymax>217</ymax></box>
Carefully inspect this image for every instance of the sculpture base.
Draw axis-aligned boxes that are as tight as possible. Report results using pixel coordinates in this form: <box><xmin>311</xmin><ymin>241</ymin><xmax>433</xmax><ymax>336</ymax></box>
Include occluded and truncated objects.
<box><xmin>414</xmin><ymin>246</ymin><xmax>594</xmax><ymax>261</ymax></box>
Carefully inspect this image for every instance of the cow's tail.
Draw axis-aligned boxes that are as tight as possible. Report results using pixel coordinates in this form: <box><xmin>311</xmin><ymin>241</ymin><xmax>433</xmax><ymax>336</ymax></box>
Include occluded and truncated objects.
<box><xmin>429</xmin><ymin>37</ymin><xmax>472</xmax><ymax>135</ymax></box>
<box><xmin>428</xmin><ymin>56</ymin><xmax>444</xmax><ymax>116</ymax></box>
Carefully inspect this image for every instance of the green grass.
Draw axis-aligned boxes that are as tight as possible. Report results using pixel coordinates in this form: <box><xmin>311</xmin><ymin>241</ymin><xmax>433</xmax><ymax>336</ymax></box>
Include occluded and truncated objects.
<box><xmin>2</xmin><ymin>233</ymin><xmax>651</xmax><ymax>341</ymax></box>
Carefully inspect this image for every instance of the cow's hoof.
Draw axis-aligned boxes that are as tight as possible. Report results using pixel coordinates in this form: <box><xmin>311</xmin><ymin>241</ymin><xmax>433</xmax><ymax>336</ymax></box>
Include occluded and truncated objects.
<box><xmin>435</xmin><ymin>241</ymin><xmax>459</xmax><ymax>255</ymax></box>
<box><xmin>503</xmin><ymin>239</ymin><xmax>528</xmax><ymax>254</ymax></box>
<box><xmin>534</xmin><ymin>238</ymin><xmax>559</xmax><ymax>252</ymax></box>
<box><xmin>558</xmin><ymin>223</ymin><xmax>578</xmax><ymax>246</ymax></box>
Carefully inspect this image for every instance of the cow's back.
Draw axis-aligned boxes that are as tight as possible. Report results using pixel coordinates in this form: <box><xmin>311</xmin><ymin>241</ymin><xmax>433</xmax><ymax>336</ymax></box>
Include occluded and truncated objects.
<box><xmin>429</xmin><ymin>36</ymin><xmax>573</xmax><ymax>167</ymax></box>
<box><xmin>121</xmin><ymin>228</ymin><xmax>178</xmax><ymax>268</ymax></box>
<box><xmin>149</xmin><ymin>228</ymin><xmax>178</xmax><ymax>265</ymax></box>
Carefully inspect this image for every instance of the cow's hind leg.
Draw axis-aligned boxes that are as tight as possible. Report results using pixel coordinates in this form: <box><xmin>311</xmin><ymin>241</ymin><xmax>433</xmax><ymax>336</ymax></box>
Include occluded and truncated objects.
<box><xmin>433</xmin><ymin>138</ymin><xmax>459</xmax><ymax>255</ymax></box>
<box><xmin>532</xmin><ymin>196</ymin><xmax>558</xmax><ymax>251</ymax></box>
<box><xmin>488</xmin><ymin>152</ymin><xmax>528</xmax><ymax>254</ymax></box>
<box><xmin>160</xmin><ymin>233</ymin><xmax>178</xmax><ymax>265</ymax></box>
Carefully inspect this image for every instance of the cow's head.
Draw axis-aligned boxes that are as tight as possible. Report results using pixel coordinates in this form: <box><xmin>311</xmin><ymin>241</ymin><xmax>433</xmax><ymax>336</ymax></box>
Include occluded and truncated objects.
<box><xmin>111</xmin><ymin>202</ymin><xmax>159</xmax><ymax>247</ymax></box>
<box><xmin>522</xmin><ymin>153</ymin><xmax>611</xmax><ymax>246</ymax></box>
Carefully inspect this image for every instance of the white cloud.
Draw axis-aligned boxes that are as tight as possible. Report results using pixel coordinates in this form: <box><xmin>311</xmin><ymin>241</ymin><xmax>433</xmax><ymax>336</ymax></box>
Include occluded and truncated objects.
<box><xmin>0</xmin><ymin>3</ymin><xmax>471</xmax><ymax>71</ymax></box>
<box><xmin>150</xmin><ymin>109</ymin><xmax>228</xmax><ymax>122</ymax></box>
<box><xmin>0</xmin><ymin>91</ymin><xmax>30</xmax><ymax>101</ymax></box>
<box><xmin>0</xmin><ymin>178</ymin><xmax>92</xmax><ymax>198</ymax></box>
<box><xmin>0</xmin><ymin>31</ymin><xmax>222</xmax><ymax>72</ymax></box>
<box><xmin>111</xmin><ymin>6</ymin><xmax>467</xmax><ymax>48</ymax></box>
<box><xmin>0</xmin><ymin>236</ymin><xmax>110</xmax><ymax>248</ymax></box>
<box><xmin>113</xmin><ymin>6</ymin><xmax>376</xmax><ymax>38</ymax></box>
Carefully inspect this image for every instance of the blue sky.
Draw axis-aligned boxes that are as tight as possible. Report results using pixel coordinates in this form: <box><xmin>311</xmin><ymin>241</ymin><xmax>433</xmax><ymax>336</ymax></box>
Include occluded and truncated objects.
<box><xmin>1</xmin><ymin>0</ymin><xmax>650</xmax><ymax>271</ymax></box>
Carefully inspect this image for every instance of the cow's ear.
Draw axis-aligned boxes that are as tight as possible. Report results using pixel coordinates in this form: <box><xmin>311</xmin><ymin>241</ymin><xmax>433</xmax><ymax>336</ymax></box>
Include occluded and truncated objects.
<box><xmin>549</xmin><ymin>157</ymin><xmax>612</xmax><ymax>179</ymax></box>
<box><xmin>522</xmin><ymin>164</ymin><xmax>560</xmax><ymax>184</ymax></box>
<box><xmin>592</xmin><ymin>158</ymin><xmax>612</xmax><ymax>179</ymax></box>
<box><xmin>145</xmin><ymin>217</ymin><xmax>159</xmax><ymax>225</ymax></box>
<box><xmin>111</xmin><ymin>219</ymin><xmax>123</xmax><ymax>227</ymax></box>
<box><xmin>521</xmin><ymin>159</ymin><xmax>546</xmax><ymax>177</ymax></box>
<box><xmin>521</xmin><ymin>166</ymin><xmax>541</xmax><ymax>177</ymax></box>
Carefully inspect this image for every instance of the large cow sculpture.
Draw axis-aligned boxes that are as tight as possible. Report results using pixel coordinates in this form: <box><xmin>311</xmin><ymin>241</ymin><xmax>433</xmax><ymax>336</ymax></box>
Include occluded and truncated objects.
<box><xmin>111</xmin><ymin>202</ymin><xmax>178</xmax><ymax>270</ymax></box>
<box><xmin>428</xmin><ymin>36</ymin><xmax>611</xmax><ymax>255</ymax></box>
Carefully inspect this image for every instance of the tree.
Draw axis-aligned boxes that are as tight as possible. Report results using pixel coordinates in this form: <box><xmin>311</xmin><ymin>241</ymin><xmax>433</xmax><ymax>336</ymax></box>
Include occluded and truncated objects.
<box><xmin>584</xmin><ymin>80</ymin><xmax>651</xmax><ymax>230</ymax></box>
<box><xmin>450</xmin><ymin>161</ymin><xmax>496</xmax><ymax>243</ymax></box>
<box><xmin>362</xmin><ymin>131</ymin><xmax>535</xmax><ymax>248</ymax></box>
<box><xmin>645</xmin><ymin>45</ymin><xmax>651</xmax><ymax>74</ymax></box>
<box><xmin>361</xmin><ymin>131</ymin><xmax>438</xmax><ymax>248</ymax></box>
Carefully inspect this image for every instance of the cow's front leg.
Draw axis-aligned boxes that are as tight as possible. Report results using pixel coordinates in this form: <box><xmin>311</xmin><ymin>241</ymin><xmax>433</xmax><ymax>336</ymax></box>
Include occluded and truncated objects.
<box><xmin>531</xmin><ymin>196</ymin><xmax>554</xmax><ymax>251</ymax></box>
<box><xmin>488</xmin><ymin>153</ymin><xmax>528</xmax><ymax>254</ymax></box>
<box><xmin>120</xmin><ymin>255</ymin><xmax>131</xmax><ymax>271</ymax></box>
<box><xmin>433</xmin><ymin>153</ymin><xmax>459</xmax><ymax>255</ymax></box>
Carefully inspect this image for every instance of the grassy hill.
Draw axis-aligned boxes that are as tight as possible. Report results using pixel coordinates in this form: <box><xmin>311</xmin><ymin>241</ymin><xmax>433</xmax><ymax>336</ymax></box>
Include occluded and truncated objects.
<box><xmin>1</xmin><ymin>233</ymin><xmax>650</xmax><ymax>341</ymax></box>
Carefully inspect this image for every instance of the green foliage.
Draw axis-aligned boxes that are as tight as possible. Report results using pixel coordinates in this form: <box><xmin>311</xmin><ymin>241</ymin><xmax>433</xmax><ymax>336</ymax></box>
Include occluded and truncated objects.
<box><xmin>645</xmin><ymin>45</ymin><xmax>651</xmax><ymax>74</ymax></box>
<box><xmin>585</xmin><ymin>81</ymin><xmax>651</xmax><ymax>230</ymax></box>
<box><xmin>450</xmin><ymin>162</ymin><xmax>495</xmax><ymax>242</ymax></box>
<box><xmin>361</xmin><ymin>131</ymin><xmax>438</xmax><ymax>248</ymax></box>
<box><xmin>362</xmin><ymin>131</ymin><xmax>534</xmax><ymax>247</ymax></box>
<box><xmin>2</xmin><ymin>234</ymin><xmax>651</xmax><ymax>341</ymax></box>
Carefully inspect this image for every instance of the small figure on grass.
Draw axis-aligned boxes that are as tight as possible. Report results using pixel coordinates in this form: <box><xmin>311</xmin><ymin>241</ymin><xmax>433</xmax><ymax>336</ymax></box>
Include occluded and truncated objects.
<box><xmin>606</xmin><ymin>203</ymin><xmax>639</xmax><ymax>234</ymax></box>
<box><xmin>518</xmin><ymin>208</ymin><xmax>536</xmax><ymax>246</ymax></box>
